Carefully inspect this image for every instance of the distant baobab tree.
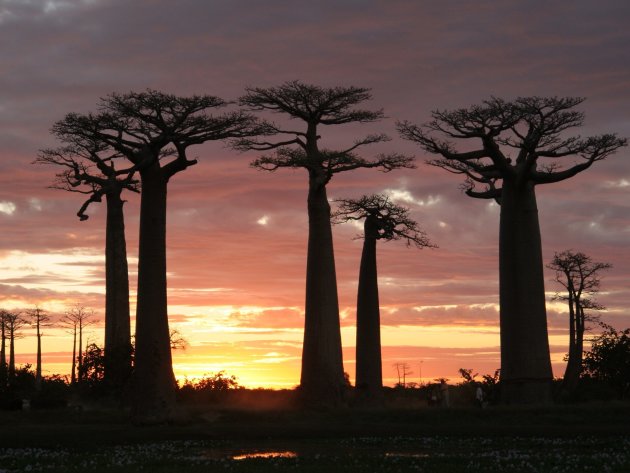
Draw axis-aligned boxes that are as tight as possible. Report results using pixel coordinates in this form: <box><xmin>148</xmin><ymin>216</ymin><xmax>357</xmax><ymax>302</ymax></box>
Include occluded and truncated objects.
<box><xmin>169</xmin><ymin>328</ymin><xmax>189</xmax><ymax>351</ymax></box>
<box><xmin>333</xmin><ymin>194</ymin><xmax>433</xmax><ymax>403</ymax></box>
<box><xmin>548</xmin><ymin>250</ymin><xmax>611</xmax><ymax>395</ymax></box>
<box><xmin>398</xmin><ymin>96</ymin><xmax>627</xmax><ymax>404</ymax></box>
<box><xmin>36</xmin><ymin>139</ymin><xmax>137</xmax><ymax>391</ymax></box>
<box><xmin>0</xmin><ymin>311</ymin><xmax>7</xmax><ymax>389</ymax></box>
<box><xmin>393</xmin><ymin>362</ymin><xmax>413</xmax><ymax>388</ymax></box>
<box><xmin>25</xmin><ymin>306</ymin><xmax>52</xmax><ymax>389</ymax></box>
<box><xmin>2</xmin><ymin>310</ymin><xmax>27</xmax><ymax>382</ymax></box>
<box><xmin>54</xmin><ymin>90</ymin><xmax>263</xmax><ymax>421</ymax></box>
<box><xmin>60</xmin><ymin>304</ymin><xmax>96</xmax><ymax>385</ymax></box>
<box><xmin>238</xmin><ymin>81</ymin><xmax>414</xmax><ymax>406</ymax></box>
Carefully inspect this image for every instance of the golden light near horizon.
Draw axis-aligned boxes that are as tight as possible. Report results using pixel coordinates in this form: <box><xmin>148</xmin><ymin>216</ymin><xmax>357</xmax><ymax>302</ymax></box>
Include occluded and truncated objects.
<box><xmin>0</xmin><ymin>243</ymin><xmax>615</xmax><ymax>389</ymax></box>
<box><xmin>0</xmin><ymin>0</ymin><xmax>627</xmax><ymax>398</ymax></box>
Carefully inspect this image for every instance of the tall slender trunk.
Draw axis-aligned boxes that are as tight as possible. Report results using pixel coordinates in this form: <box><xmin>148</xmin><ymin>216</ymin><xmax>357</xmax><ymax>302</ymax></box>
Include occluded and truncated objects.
<box><xmin>575</xmin><ymin>304</ymin><xmax>585</xmax><ymax>376</ymax></box>
<box><xmin>564</xmin><ymin>302</ymin><xmax>586</xmax><ymax>393</ymax></box>
<box><xmin>300</xmin><ymin>181</ymin><xmax>345</xmax><ymax>406</ymax></box>
<box><xmin>0</xmin><ymin>319</ymin><xmax>6</xmax><ymax>389</ymax></box>
<box><xmin>35</xmin><ymin>317</ymin><xmax>42</xmax><ymax>389</ymax></box>
<box><xmin>498</xmin><ymin>179</ymin><xmax>553</xmax><ymax>404</ymax></box>
<box><xmin>562</xmin><ymin>291</ymin><xmax>580</xmax><ymax>394</ymax></box>
<box><xmin>70</xmin><ymin>325</ymin><xmax>77</xmax><ymax>385</ymax></box>
<box><xmin>8</xmin><ymin>327</ymin><xmax>15</xmax><ymax>380</ymax></box>
<box><xmin>355</xmin><ymin>216</ymin><xmax>383</xmax><ymax>403</ymax></box>
<box><xmin>132</xmin><ymin>165</ymin><xmax>176</xmax><ymax>422</ymax></box>
<box><xmin>78</xmin><ymin>323</ymin><xmax>83</xmax><ymax>383</ymax></box>
<box><xmin>104</xmin><ymin>190</ymin><xmax>132</xmax><ymax>389</ymax></box>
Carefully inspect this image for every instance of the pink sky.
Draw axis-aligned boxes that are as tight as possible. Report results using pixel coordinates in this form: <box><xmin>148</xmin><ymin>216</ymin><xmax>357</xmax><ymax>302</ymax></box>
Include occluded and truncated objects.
<box><xmin>2</xmin><ymin>0</ymin><xmax>630</xmax><ymax>387</ymax></box>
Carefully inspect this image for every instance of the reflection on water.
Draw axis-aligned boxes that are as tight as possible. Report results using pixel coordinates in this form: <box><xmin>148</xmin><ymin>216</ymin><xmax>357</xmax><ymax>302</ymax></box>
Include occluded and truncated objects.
<box><xmin>232</xmin><ymin>451</ymin><xmax>298</xmax><ymax>460</ymax></box>
<box><xmin>227</xmin><ymin>450</ymin><xmax>431</xmax><ymax>460</ymax></box>
<box><xmin>385</xmin><ymin>452</ymin><xmax>431</xmax><ymax>458</ymax></box>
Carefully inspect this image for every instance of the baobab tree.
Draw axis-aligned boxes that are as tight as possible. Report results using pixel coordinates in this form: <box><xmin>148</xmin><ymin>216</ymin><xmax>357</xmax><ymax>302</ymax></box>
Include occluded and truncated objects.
<box><xmin>238</xmin><ymin>81</ymin><xmax>414</xmax><ymax>406</ymax></box>
<box><xmin>393</xmin><ymin>362</ymin><xmax>413</xmax><ymax>388</ymax></box>
<box><xmin>169</xmin><ymin>328</ymin><xmax>189</xmax><ymax>351</ymax></box>
<box><xmin>60</xmin><ymin>304</ymin><xmax>96</xmax><ymax>385</ymax></box>
<box><xmin>398</xmin><ymin>96</ymin><xmax>626</xmax><ymax>404</ymax></box>
<box><xmin>25</xmin><ymin>306</ymin><xmax>52</xmax><ymax>389</ymax></box>
<box><xmin>37</xmin><ymin>139</ymin><xmax>137</xmax><ymax>390</ymax></box>
<box><xmin>548</xmin><ymin>250</ymin><xmax>611</xmax><ymax>395</ymax></box>
<box><xmin>2</xmin><ymin>311</ymin><xmax>27</xmax><ymax>382</ymax></box>
<box><xmin>0</xmin><ymin>311</ymin><xmax>7</xmax><ymax>389</ymax></box>
<box><xmin>333</xmin><ymin>194</ymin><xmax>433</xmax><ymax>402</ymax></box>
<box><xmin>55</xmin><ymin>90</ymin><xmax>263</xmax><ymax>421</ymax></box>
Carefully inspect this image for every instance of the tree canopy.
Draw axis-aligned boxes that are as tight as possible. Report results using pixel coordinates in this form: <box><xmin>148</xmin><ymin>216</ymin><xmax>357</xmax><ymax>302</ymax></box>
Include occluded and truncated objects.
<box><xmin>398</xmin><ymin>96</ymin><xmax>626</xmax><ymax>200</ymax></box>
<box><xmin>238</xmin><ymin>81</ymin><xmax>415</xmax><ymax>181</ymax></box>
<box><xmin>333</xmin><ymin>194</ymin><xmax>434</xmax><ymax>248</ymax></box>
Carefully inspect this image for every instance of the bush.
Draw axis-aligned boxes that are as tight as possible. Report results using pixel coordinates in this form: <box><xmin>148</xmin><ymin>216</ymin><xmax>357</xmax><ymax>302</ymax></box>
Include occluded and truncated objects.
<box><xmin>583</xmin><ymin>324</ymin><xmax>630</xmax><ymax>399</ymax></box>
<box><xmin>32</xmin><ymin>375</ymin><xmax>69</xmax><ymax>409</ymax></box>
<box><xmin>178</xmin><ymin>371</ymin><xmax>241</xmax><ymax>404</ymax></box>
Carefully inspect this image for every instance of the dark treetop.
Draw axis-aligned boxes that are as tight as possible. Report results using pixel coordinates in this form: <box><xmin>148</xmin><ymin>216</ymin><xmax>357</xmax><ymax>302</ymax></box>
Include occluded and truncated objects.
<box><xmin>332</xmin><ymin>194</ymin><xmax>434</xmax><ymax>248</ymax></box>
<box><xmin>397</xmin><ymin>96</ymin><xmax>627</xmax><ymax>200</ymax></box>
<box><xmin>237</xmin><ymin>81</ymin><xmax>415</xmax><ymax>178</ymax></box>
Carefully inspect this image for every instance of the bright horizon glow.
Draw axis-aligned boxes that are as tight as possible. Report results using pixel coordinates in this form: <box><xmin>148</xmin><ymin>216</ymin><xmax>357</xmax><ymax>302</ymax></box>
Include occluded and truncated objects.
<box><xmin>0</xmin><ymin>0</ymin><xmax>628</xmax><ymax>390</ymax></box>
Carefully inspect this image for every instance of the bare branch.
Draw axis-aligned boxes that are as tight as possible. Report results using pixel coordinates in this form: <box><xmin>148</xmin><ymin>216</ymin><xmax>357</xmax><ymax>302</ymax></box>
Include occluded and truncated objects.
<box><xmin>240</xmin><ymin>80</ymin><xmax>383</xmax><ymax>125</ymax></box>
<box><xmin>333</xmin><ymin>194</ymin><xmax>435</xmax><ymax>248</ymax></box>
<box><xmin>400</xmin><ymin>96</ymin><xmax>627</xmax><ymax>194</ymax></box>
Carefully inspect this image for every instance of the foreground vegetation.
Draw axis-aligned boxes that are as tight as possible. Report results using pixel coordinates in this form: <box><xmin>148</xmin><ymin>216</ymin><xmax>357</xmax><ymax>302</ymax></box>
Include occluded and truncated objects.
<box><xmin>1</xmin><ymin>345</ymin><xmax>628</xmax><ymax>471</ymax></box>
<box><xmin>1</xmin><ymin>403</ymin><xmax>629</xmax><ymax>472</ymax></box>
<box><xmin>1</xmin><ymin>435</ymin><xmax>629</xmax><ymax>473</ymax></box>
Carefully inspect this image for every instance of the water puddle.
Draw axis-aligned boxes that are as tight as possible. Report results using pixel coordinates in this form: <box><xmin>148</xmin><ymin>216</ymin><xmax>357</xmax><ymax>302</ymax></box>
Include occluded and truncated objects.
<box><xmin>202</xmin><ymin>442</ymin><xmax>435</xmax><ymax>462</ymax></box>
<box><xmin>385</xmin><ymin>452</ymin><xmax>431</xmax><ymax>458</ymax></box>
<box><xmin>232</xmin><ymin>451</ymin><xmax>298</xmax><ymax>460</ymax></box>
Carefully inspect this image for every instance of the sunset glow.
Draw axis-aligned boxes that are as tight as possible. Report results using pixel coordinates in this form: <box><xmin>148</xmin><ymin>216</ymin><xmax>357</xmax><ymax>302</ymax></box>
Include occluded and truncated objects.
<box><xmin>1</xmin><ymin>0</ymin><xmax>629</xmax><ymax>390</ymax></box>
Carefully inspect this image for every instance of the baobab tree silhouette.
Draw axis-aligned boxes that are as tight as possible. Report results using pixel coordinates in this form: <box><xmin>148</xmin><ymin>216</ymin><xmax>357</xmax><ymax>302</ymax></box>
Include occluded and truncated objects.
<box><xmin>333</xmin><ymin>194</ymin><xmax>433</xmax><ymax>403</ymax></box>
<box><xmin>548</xmin><ymin>250</ymin><xmax>611</xmax><ymax>396</ymax></box>
<box><xmin>237</xmin><ymin>81</ymin><xmax>414</xmax><ymax>406</ymax></box>
<box><xmin>37</xmin><ymin>137</ymin><xmax>137</xmax><ymax>391</ymax></box>
<box><xmin>399</xmin><ymin>96</ymin><xmax>626</xmax><ymax>404</ymax></box>
<box><xmin>53</xmin><ymin>90</ymin><xmax>264</xmax><ymax>421</ymax></box>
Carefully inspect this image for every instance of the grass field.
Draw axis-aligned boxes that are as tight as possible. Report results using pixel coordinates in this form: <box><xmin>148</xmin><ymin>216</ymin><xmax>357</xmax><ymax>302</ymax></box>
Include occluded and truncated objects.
<box><xmin>1</xmin><ymin>403</ymin><xmax>629</xmax><ymax>472</ymax></box>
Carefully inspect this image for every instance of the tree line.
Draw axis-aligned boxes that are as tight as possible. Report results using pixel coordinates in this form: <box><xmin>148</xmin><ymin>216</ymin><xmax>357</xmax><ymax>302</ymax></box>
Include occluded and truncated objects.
<box><xmin>0</xmin><ymin>304</ymin><xmax>96</xmax><ymax>393</ymax></box>
<box><xmin>20</xmin><ymin>82</ymin><xmax>627</xmax><ymax>421</ymax></box>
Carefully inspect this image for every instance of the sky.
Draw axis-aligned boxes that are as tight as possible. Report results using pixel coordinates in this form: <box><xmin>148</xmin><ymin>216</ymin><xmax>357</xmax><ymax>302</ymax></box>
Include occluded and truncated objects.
<box><xmin>1</xmin><ymin>0</ymin><xmax>629</xmax><ymax>388</ymax></box>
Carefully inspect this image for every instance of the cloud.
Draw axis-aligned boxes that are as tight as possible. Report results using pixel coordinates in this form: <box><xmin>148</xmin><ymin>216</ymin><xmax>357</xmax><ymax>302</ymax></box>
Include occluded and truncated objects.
<box><xmin>0</xmin><ymin>0</ymin><xmax>629</xmax><ymax>386</ymax></box>
<box><xmin>0</xmin><ymin>201</ymin><xmax>16</xmax><ymax>215</ymax></box>
<box><xmin>384</xmin><ymin>188</ymin><xmax>442</xmax><ymax>207</ymax></box>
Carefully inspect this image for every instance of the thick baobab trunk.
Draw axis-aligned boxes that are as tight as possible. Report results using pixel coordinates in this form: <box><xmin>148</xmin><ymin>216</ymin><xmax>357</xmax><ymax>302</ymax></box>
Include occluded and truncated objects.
<box><xmin>132</xmin><ymin>166</ymin><xmax>176</xmax><ymax>422</ymax></box>
<box><xmin>104</xmin><ymin>191</ymin><xmax>132</xmax><ymax>389</ymax></box>
<box><xmin>355</xmin><ymin>217</ymin><xmax>383</xmax><ymax>404</ymax></box>
<box><xmin>300</xmin><ymin>182</ymin><xmax>346</xmax><ymax>406</ymax></box>
<box><xmin>499</xmin><ymin>179</ymin><xmax>553</xmax><ymax>404</ymax></box>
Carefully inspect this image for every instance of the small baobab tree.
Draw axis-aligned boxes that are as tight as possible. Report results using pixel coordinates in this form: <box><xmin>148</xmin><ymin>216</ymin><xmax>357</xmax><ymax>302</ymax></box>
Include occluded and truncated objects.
<box><xmin>333</xmin><ymin>194</ymin><xmax>433</xmax><ymax>402</ymax></box>
<box><xmin>37</xmin><ymin>138</ymin><xmax>138</xmax><ymax>390</ymax></box>
<box><xmin>25</xmin><ymin>306</ymin><xmax>52</xmax><ymax>389</ymax></box>
<box><xmin>548</xmin><ymin>250</ymin><xmax>611</xmax><ymax>395</ymax></box>
<box><xmin>393</xmin><ymin>362</ymin><xmax>413</xmax><ymax>388</ymax></box>
<box><xmin>398</xmin><ymin>96</ymin><xmax>626</xmax><ymax>404</ymax></box>
<box><xmin>238</xmin><ymin>81</ymin><xmax>414</xmax><ymax>406</ymax></box>
<box><xmin>60</xmin><ymin>304</ymin><xmax>96</xmax><ymax>385</ymax></box>
<box><xmin>169</xmin><ymin>328</ymin><xmax>189</xmax><ymax>351</ymax></box>
<box><xmin>54</xmin><ymin>90</ymin><xmax>264</xmax><ymax>421</ymax></box>
<box><xmin>0</xmin><ymin>311</ymin><xmax>7</xmax><ymax>389</ymax></box>
<box><xmin>2</xmin><ymin>311</ymin><xmax>27</xmax><ymax>382</ymax></box>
